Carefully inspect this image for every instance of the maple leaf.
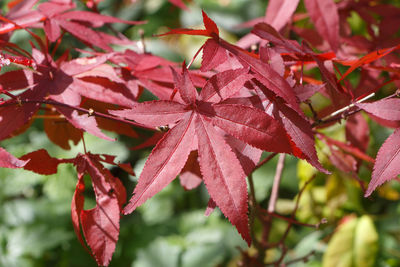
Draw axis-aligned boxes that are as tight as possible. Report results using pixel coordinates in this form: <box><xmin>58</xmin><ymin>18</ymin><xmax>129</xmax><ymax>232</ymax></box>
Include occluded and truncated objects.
<box><xmin>111</xmin><ymin>65</ymin><xmax>301</xmax><ymax>244</ymax></box>
<box><xmin>158</xmin><ymin>12</ymin><xmax>328</xmax><ymax>172</ymax></box>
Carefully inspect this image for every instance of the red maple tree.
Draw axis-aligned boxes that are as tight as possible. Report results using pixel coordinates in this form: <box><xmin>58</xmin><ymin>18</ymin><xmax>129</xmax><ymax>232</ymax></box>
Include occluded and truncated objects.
<box><xmin>1</xmin><ymin>0</ymin><xmax>399</xmax><ymax>265</ymax></box>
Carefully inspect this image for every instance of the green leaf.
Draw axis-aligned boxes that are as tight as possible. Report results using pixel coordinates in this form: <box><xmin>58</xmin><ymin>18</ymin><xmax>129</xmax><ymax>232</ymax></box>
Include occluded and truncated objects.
<box><xmin>323</xmin><ymin>215</ymin><xmax>378</xmax><ymax>267</ymax></box>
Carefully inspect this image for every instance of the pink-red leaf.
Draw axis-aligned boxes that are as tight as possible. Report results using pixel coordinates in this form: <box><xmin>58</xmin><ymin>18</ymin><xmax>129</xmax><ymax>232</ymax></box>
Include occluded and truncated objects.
<box><xmin>0</xmin><ymin>147</ymin><xmax>27</xmax><ymax>168</ymax></box>
<box><xmin>357</xmin><ymin>98</ymin><xmax>400</xmax><ymax>121</ymax></box>
<box><xmin>170</xmin><ymin>65</ymin><xmax>197</xmax><ymax>104</ymax></box>
<box><xmin>123</xmin><ymin>112</ymin><xmax>196</xmax><ymax>214</ymax></box>
<box><xmin>265</xmin><ymin>0</ymin><xmax>300</xmax><ymax>31</ymax></box>
<box><xmin>110</xmin><ymin>100</ymin><xmax>188</xmax><ymax>128</ymax></box>
<box><xmin>168</xmin><ymin>0</ymin><xmax>188</xmax><ymax>10</ymax></box>
<box><xmin>180</xmin><ymin>150</ymin><xmax>202</xmax><ymax>190</ymax></box>
<box><xmin>304</xmin><ymin>0</ymin><xmax>339</xmax><ymax>52</ymax></box>
<box><xmin>57</xmin><ymin>10</ymin><xmax>144</xmax><ymax>27</ymax></box>
<box><xmin>56</xmin><ymin>106</ymin><xmax>114</xmax><ymax>141</ymax></box>
<box><xmin>346</xmin><ymin>113</ymin><xmax>370</xmax><ymax>154</ymax></box>
<box><xmin>200</xmin><ymin>68</ymin><xmax>249</xmax><ymax>103</ymax></box>
<box><xmin>74</xmin><ymin>154</ymin><xmax>126</xmax><ymax>266</ymax></box>
<box><xmin>366</xmin><ymin>128</ymin><xmax>400</xmax><ymax>197</ymax></box>
<box><xmin>206</xmin><ymin>103</ymin><xmax>293</xmax><ymax>153</ymax></box>
<box><xmin>195</xmin><ymin>115</ymin><xmax>250</xmax><ymax>245</ymax></box>
<box><xmin>201</xmin><ymin>38</ymin><xmax>228</xmax><ymax>72</ymax></box>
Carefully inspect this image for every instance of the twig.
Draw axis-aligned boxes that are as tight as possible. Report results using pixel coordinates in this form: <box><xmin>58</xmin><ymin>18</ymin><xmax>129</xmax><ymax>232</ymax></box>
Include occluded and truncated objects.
<box><xmin>253</xmin><ymin>153</ymin><xmax>277</xmax><ymax>172</ymax></box>
<box><xmin>284</xmin><ymin>250</ymin><xmax>316</xmax><ymax>266</ymax></box>
<box><xmin>248</xmin><ymin>174</ymin><xmax>264</xmax><ymax>261</ymax></box>
<box><xmin>263</xmin><ymin>212</ymin><xmax>325</xmax><ymax>229</ymax></box>
<box><xmin>268</xmin><ymin>154</ymin><xmax>286</xmax><ymax>213</ymax></box>
<box><xmin>138</xmin><ymin>29</ymin><xmax>146</xmax><ymax>54</ymax></box>
<box><xmin>260</xmin><ymin>154</ymin><xmax>285</xmax><ymax>258</ymax></box>
<box><xmin>313</xmin><ymin>90</ymin><xmax>399</xmax><ymax>128</ymax></box>
<box><xmin>326</xmin><ymin>92</ymin><xmax>375</xmax><ymax>119</ymax></box>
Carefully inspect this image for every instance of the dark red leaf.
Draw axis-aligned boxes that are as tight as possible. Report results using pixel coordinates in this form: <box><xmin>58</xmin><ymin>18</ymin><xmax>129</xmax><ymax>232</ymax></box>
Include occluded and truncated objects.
<box><xmin>218</xmin><ymin>39</ymin><xmax>302</xmax><ymax>114</ymax></box>
<box><xmin>275</xmin><ymin>102</ymin><xmax>329</xmax><ymax>173</ymax></box>
<box><xmin>44</xmin><ymin>107</ymin><xmax>82</xmax><ymax>150</ymax></box>
<box><xmin>74</xmin><ymin>154</ymin><xmax>126</xmax><ymax>266</ymax></box>
<box><xmin>157</xmin><ymin>10</ymin><xmax>217</xmax><ymax>38</ymax></box>
<box><xmin>202</xmin><ymin>10</ymin><xmax>219</xmax><ymax>36</ymax></box>
<box><xmin>20</xmin><ymin>149</ymin><xmax>69</xmax><ymax>175</ymax></box>
<box><xmin>0</xmin><ymin>90</ymin><xmax>42</xmax><ymax>140</ymax></box>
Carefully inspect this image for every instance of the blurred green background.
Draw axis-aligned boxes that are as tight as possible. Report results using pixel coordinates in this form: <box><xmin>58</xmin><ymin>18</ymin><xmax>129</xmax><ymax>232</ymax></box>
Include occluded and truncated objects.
<box><xmin>1</xmin><ymin>0</ymin><xmax>400</xmax><ymax>266</ymax></box>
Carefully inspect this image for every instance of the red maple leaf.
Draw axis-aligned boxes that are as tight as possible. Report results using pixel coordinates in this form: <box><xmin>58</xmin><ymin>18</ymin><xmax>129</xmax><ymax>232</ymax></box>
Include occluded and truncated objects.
<box><xmin>111</xmin><ymin>64</ymin><xmax>299</xmax><ymax>244</ymax></box>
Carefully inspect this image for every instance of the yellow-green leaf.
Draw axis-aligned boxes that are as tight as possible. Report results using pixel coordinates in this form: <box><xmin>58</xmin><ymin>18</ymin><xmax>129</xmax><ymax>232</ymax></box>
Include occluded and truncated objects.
<box><xmin>323</xmin><ymin>215</ymin><xmax>378</xmax><ymax>267</ymax></box>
